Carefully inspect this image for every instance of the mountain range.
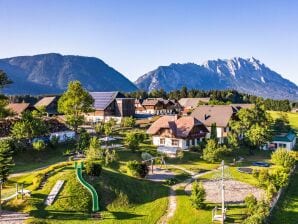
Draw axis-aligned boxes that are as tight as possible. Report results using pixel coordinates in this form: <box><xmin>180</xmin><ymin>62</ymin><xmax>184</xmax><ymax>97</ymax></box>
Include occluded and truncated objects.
<box><xmin>0</xmin><ymin>53</ymin><xmax>297</xmax><ymax>100</ymax></box>
<box><xmin>135</xmin><ymin>57</ymin><xmax>298</xmax><ymax>100</ymax></box>
<box><xmin>0</xmin><ymin>53</ymin><xmax>137</xmax><ymax>95</ymax></box>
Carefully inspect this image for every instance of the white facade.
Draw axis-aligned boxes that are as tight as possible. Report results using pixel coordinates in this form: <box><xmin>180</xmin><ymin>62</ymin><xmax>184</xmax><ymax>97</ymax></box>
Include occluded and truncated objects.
<box><xmin>137</xmin><ymin>109</ymin><xmax>174</xmax><ymax>115</ymax></box>
<box><xmin>205</xmin><ymin>127</ymin><xmax>229</xmax><ymax>144</ymax></box>
<box><xmin>269</xmin><ymin>138</ymin><xmax>296</xmax><ymax>151</ymax></box>
<box><xmin>152</xmin><ymin>136</ymin><xmax>203</xmax><ymax>150</ymax></box>
<box><xmin>85</xmin><ymin>115</ymin><xmax>122</xmax><ymax>124</ymax></box>
<box><xmin>50</xmin><ymin>131</ymin><xmax>76</xmax><ymax>142</ymax></box>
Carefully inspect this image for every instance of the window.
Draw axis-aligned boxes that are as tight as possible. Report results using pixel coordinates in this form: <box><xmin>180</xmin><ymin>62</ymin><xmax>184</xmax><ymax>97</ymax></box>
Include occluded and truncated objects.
<box><xmin>172</xmin><ymin>139</ymin><xmax>179</xmax><ymax>146</ymax></box>
<box><xmin>160</xmin><ymin>138</ymin><xmax>165</xmax><ymax>145</ymax></box>
<box><xmin>197</xmin><ymin>138</ymin><xmax>201</xmax><ymax>144</ymax></box>
<box><xmin>192</xmin><ymin>139</ymin><xmax>195</xmax><ymax>146</ymax></box>
<box><xmin>186</xmin><ymin>140</ymin><xmax>190</xmax><ymax>147</ymax></box>
<box><xmin>224</xmin><ymin>127</ymin><xmax>227</xmax><ymax>132</ymax></box>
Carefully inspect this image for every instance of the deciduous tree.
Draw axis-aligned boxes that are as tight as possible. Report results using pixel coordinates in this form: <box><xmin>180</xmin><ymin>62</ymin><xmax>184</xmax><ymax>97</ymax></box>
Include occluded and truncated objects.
<box><xmin>58</xmin><ymin>81</ymin><xmax>94</xmax><ymax>133</ymax></box>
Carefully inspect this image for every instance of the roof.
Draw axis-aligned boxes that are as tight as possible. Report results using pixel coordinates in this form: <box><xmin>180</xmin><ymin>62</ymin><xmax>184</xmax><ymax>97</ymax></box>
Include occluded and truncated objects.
<box><xmin>191</xmin><ymin>105</ymin><xmax>234</xmax><ymax>127</ymax></box>
<box><xmin>273</xmin><ymin>131</ymin><xmax>296</xmax><ymax>142</ymax></box>
<box><xmin>89</xmin><ymin>92</ymin><xmax>121</xmax><ymax>110</ymax></box>
<box><xmin>6</xmin><ymin>103</ymin><xmax>30</xmax><ymax>115</ymax></box>
<box><xmin>35</xmin><ymin>96</ymin><xmax>56</xmax><ymax>108</ymax></box>
<box><xmin>147</xmin><ymin>115</ymin><xmax>206</xmax><ymax>138</ymax></box>
<box><xmin>142</xmin><ymin>99</ymin><xmax>163</xmax><ymax>106</ymax></box>
<box><xmin>178</xmin><ymin>98</ymin><xmax>210</xmax><ymax>109</ymax></box>
<box><xmin>231</xmin><ymin>104</ymin><xmax>254</xmax><ymax>111</ymax></box>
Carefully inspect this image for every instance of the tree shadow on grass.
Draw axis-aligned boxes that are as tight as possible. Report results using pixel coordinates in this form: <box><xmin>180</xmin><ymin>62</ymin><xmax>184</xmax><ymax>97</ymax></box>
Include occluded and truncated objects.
<box><xmin>86</xmin><ymin>169</ymin><xmax>170</xmax><ymax>211</ymax></box>
<box><xmin>108</xmin><ymin>211</ymin><xmax>145</xmax><ymax>220</ymax></box>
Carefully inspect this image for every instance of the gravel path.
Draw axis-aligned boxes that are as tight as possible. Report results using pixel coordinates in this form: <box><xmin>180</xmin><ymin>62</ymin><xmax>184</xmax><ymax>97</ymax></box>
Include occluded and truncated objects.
<box><xmin>157</xmin><ymin>165</ymin><xmax>217</xmax><ymax>224</ymax></box>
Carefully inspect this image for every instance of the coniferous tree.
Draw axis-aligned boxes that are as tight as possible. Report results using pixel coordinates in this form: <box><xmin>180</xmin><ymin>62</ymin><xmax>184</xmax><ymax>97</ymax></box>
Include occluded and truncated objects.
<box><xmin>0</xmin><ymin>140</ymin><xmax>14</xmax><ymax>182</ymax></box>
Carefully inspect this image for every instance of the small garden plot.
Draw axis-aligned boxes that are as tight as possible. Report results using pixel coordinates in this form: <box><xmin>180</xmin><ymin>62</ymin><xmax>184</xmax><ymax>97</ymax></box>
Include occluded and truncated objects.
<box><xmin>186</xmin><ymin>179</ymin><xmax>265</xmax><ymax>204</ymax></box>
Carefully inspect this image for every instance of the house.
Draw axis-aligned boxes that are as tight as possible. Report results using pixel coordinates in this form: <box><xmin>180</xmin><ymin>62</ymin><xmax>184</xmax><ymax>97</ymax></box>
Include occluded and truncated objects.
<box><xmin>147</xmin><ymin>115</ymin><xmax>208</xmax><ymax>150</ymax></box>
<box><xmin>178</xmin><ymin>98</ymin><xmax>210</xmax><ymax>115</ymax></box>
<box><xmin>139</xmin><ymin>98</ymin><xmax>178</xmax><ymax>115</ymax></box>
<box><xmin>85</xmin><ymin>92</ymin><xmax>135</xmax><ymax>123</ymax></box>
<box><xmin>267</xmin><ymin>131</ymin><xmax>296</xmax><ymax>150</ymax></box>
<box><xmin>191</xmin><ymin>105</ymin><xmax>235</xmax><ymax>143</ymax></box>
<box><xmin>6</xmin><ymin>103</ymin><xmax>33</xmax><ymax>116</ymax></box>
<box><xmin>231</xmin><ymin>104</ymin><xmax>254</xmax><ymax>111</ymax></box>
<box><xmin>34</xmin><ymin>96</ymin><xmax>59</xmax><ymax>116</ymax></box>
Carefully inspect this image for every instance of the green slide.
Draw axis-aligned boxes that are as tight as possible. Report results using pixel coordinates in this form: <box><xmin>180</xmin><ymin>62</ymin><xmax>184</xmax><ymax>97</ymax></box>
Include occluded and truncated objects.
<box><xmin>74</xmin><ymin>161</ymin><xmax>99</xmax><ymax>212</ymax></box>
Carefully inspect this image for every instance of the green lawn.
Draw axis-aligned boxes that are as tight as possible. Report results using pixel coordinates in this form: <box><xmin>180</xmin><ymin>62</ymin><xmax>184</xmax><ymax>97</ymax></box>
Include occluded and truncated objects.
<box><xmin>12</xmin><ymin>144</ymin><xmax>70</xmax><ymax>173</ymax></box>
<box><xmin>168</xmin><ymin>189</ymin><xmax>246</xmax><ymax>224</ymax></box>
<box><xmin>4</xmin><ymin>164</ymin><xmax>169</xmax><ymax>224</ymax></box>
<box><xmin>167</xmin><ymin>151</ymin><xmax>220</xmax><ymax>173</ymax></box>
<box><xmin>270</xmin><ymin>167</ymin><xmax>298</xmax><ymax>224</ymax></box>
<box><xmin>268</xmin><ymin>111</ymin><xmax>298</xmax><ymax>131</ymax></box>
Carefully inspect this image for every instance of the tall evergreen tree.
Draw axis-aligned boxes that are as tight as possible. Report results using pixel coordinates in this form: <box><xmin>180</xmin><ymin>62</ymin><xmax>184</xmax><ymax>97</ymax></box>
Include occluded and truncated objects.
<box><xmin>0</xmin><ymin>140</ymin><xmax>14</xmax><ymax>182</ymax></box>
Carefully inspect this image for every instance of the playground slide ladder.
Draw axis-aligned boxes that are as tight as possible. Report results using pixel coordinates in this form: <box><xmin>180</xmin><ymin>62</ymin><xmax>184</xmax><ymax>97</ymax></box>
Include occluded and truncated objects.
<box><xmin>74</xmin><ymin>161</ymin><xmax>100</xmax><ymax>212</ymax></box>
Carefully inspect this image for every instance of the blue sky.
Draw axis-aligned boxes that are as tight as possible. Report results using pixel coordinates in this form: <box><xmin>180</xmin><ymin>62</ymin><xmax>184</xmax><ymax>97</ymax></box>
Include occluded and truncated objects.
<box><xmin>0</xmin><ymin>0</ymin><xmax>297</xmax><ymax>84</ymax></box>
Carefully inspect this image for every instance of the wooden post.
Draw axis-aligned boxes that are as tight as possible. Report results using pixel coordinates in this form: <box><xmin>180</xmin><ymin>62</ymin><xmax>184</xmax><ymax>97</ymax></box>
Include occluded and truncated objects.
<box><xmin>221</xmin><ymin>160</ymin><xmax>225</xmax><ymax>224</ymax></box>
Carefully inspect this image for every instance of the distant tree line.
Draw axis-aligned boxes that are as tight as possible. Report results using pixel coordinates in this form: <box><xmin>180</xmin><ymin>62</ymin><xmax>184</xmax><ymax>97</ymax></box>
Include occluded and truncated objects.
<box><xmin>126</xmin><ymin>86</ymin><xmax>295</xmax><ymax>112</ymax></box>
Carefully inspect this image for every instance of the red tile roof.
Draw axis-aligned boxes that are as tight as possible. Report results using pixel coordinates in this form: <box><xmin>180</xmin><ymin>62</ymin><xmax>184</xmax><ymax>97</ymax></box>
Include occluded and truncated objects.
<box><xmin>147</xmin><ymin>115</ymin><xmax>207</xmax><ymax>138</ymax></box>
<box><xmin>6</xmin><ymin>103</ymin><xmax>30</xmax><ymax>115</ymax></box>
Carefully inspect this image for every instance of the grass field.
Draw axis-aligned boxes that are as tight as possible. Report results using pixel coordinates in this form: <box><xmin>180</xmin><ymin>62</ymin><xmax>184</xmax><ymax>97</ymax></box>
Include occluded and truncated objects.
<box><xmin>168</xmin><ymin>189</ymin><xmax>246</xmax><ymax>224</ymax></box>
<box><xmin>268</xmin><ymin>111</ymin><xmax>298</xmax><ymax>131</ymax></box>
<box><xmin>12</xmin><ymin>144</ymin><xmax>69</xmax><ymax>173</ymax></box>
<box><xmin>167</xmin><ymin>151</ymin><xmax>220</xmax><ymax>172</ymax></box>
<box><xmin>4</xmin><ymin>163</ymin><xmax>169</xmax><ymax>224</ymax></box>
<box><xmin>270</xmin><ymin>167</ymin><xmax>298</xmax><ymax>224</ymax></box>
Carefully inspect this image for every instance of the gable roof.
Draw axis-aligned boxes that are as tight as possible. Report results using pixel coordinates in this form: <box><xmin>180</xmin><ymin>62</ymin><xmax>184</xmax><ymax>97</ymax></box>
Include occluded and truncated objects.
<box><xmin>191</xmin><ymin>105</ymin><xmax>234</xmax><ymax>127</ymax></box>
<box><xmin>142</xmin><ymin>98</ymin><xmax>164</xmax><ymax>106</ymax></box>
<box><xmin>231</xmin><ymin>104</ymin><xmax>254</xmax><ymax>111</ymax></box>
<box><xmin>147</xmin><ymin>115</ymin><xmax>206</xmax><ymax>138</ymax></box>
<box><xmin>89</xmin><ymin>91</ymin><xmax>125</xmax><ymax>110</ymax></box>
<box><xmin>273</xmin><ymin>131</ymin><xmax>296</xmax><ymax>142</ymax></box>
<box><xmin>34</xmin><ymin>96</ymin><xmax>56</xmax><ymax>108</ymax></box>
<box><xmin>6</xmin><ymin>103</ymin><xmax>30</xmax><ymax>115</ymax></box>
<box><xmin>178</xmin><ymin>98</ymin><xmax>210</xmax><ymax>109</ymax></box>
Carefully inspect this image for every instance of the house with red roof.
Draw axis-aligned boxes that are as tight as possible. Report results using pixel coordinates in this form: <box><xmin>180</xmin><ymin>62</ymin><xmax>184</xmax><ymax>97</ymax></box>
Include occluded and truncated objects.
<box><xmin>147</xmin><ymin>115</ymin><xmax>208</xmax><ymax>150</ymax></box>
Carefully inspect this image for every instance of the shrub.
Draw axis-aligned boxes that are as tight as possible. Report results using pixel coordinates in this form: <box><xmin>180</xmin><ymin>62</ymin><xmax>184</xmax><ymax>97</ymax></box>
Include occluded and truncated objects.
<box><xmin>190</xmin><ymin>181</ymin><xmax>206</xmax><ymax>209</ymax></box>
<box><xmin>50</xmin><ymin>135</ymin><xmax>60</xmax><ymax>147</ymax></box>
<box><xmin>85</xmin><ymin>161</ymin><xmax>102</xmax><ymax>177</ymax></box>
<box><xmin>124</xmin><ymin>132</ymin><xmax>146</xmax><ymax>152</ymax></box>
<box><xmin>244</xmin><ymin>194</ymin><xmax>257</xmax><ymax>215</ymax></box>
<box><xmin>121</xmin><ymin>116</ymin><xmax>136</xmax><ymax>128</ymax></box>
<box><xmin>126</xmin><ymin>160</ymin><xmax>149</xmax><ymax>178</ymax></box>
<box><xmin>202</xmin><ymin>139</ymin><xmax>230</xmax><ymax>162</ymax></box>
<box><xmin>270</xmin><ymin>167</ymin><xmax>289</xmax><ymax>189</ymax></box>
<box><xmin>32</xmin><ymin>139</ymin><xmax>46</xmax><ymax>151</ymax></box>
<box><xmin>243</xmin><ymin>199</ymin><xmax>269</xmax><ymax>224</ymax></box>
<box><xmin>265</xmin><ymin>182</ymin><xmax>277</xmax><ymax>201</ymax></box>
<box><xmin>271</xmin><ymin>148</ymin><xmax>296</xmax><ymax>170</ymax></box>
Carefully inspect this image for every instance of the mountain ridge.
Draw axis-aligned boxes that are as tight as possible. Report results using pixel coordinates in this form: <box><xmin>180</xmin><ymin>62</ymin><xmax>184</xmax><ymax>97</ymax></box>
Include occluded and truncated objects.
<box><xmin>135</xmin><ymin>57</ymin><xmax>298</xmax><ymax>100</ymax></box>
<box><xmin>0</xmin><ymin>53</ymin><xmax>138</xmax><ymax>95</ymax></box>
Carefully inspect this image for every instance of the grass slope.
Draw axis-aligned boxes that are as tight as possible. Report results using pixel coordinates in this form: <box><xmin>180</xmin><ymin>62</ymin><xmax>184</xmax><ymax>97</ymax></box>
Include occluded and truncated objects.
<box><xmin>268</xmin><ymin>111</ymin><xmax>298</xmax><ymax>131</ymax></box>
<box><xmin>12</xmin><ymin>144</ymin><xmax>69</xmax><ymax>173</ymax></box>
<box><xmin>5</xmin><ymin>164</ymin><xmax>169</xmax><ymax>224</ymax></box>
<box><xmin>168</xmin><ymin>189</ymin><xmax>246</xmax><ymax>224</ymax></box>
<box><xmin>270</xmin><ymin>167</ymin><xmax>298</xmax><ymax>224</ymax></box>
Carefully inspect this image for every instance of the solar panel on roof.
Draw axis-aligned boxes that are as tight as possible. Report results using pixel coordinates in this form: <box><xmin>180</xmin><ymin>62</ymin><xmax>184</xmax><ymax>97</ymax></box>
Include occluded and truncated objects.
<box><xmin>89</xmin><ymin>92</ymin><xmax>118</xmax><ymax>110</ymax></box>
